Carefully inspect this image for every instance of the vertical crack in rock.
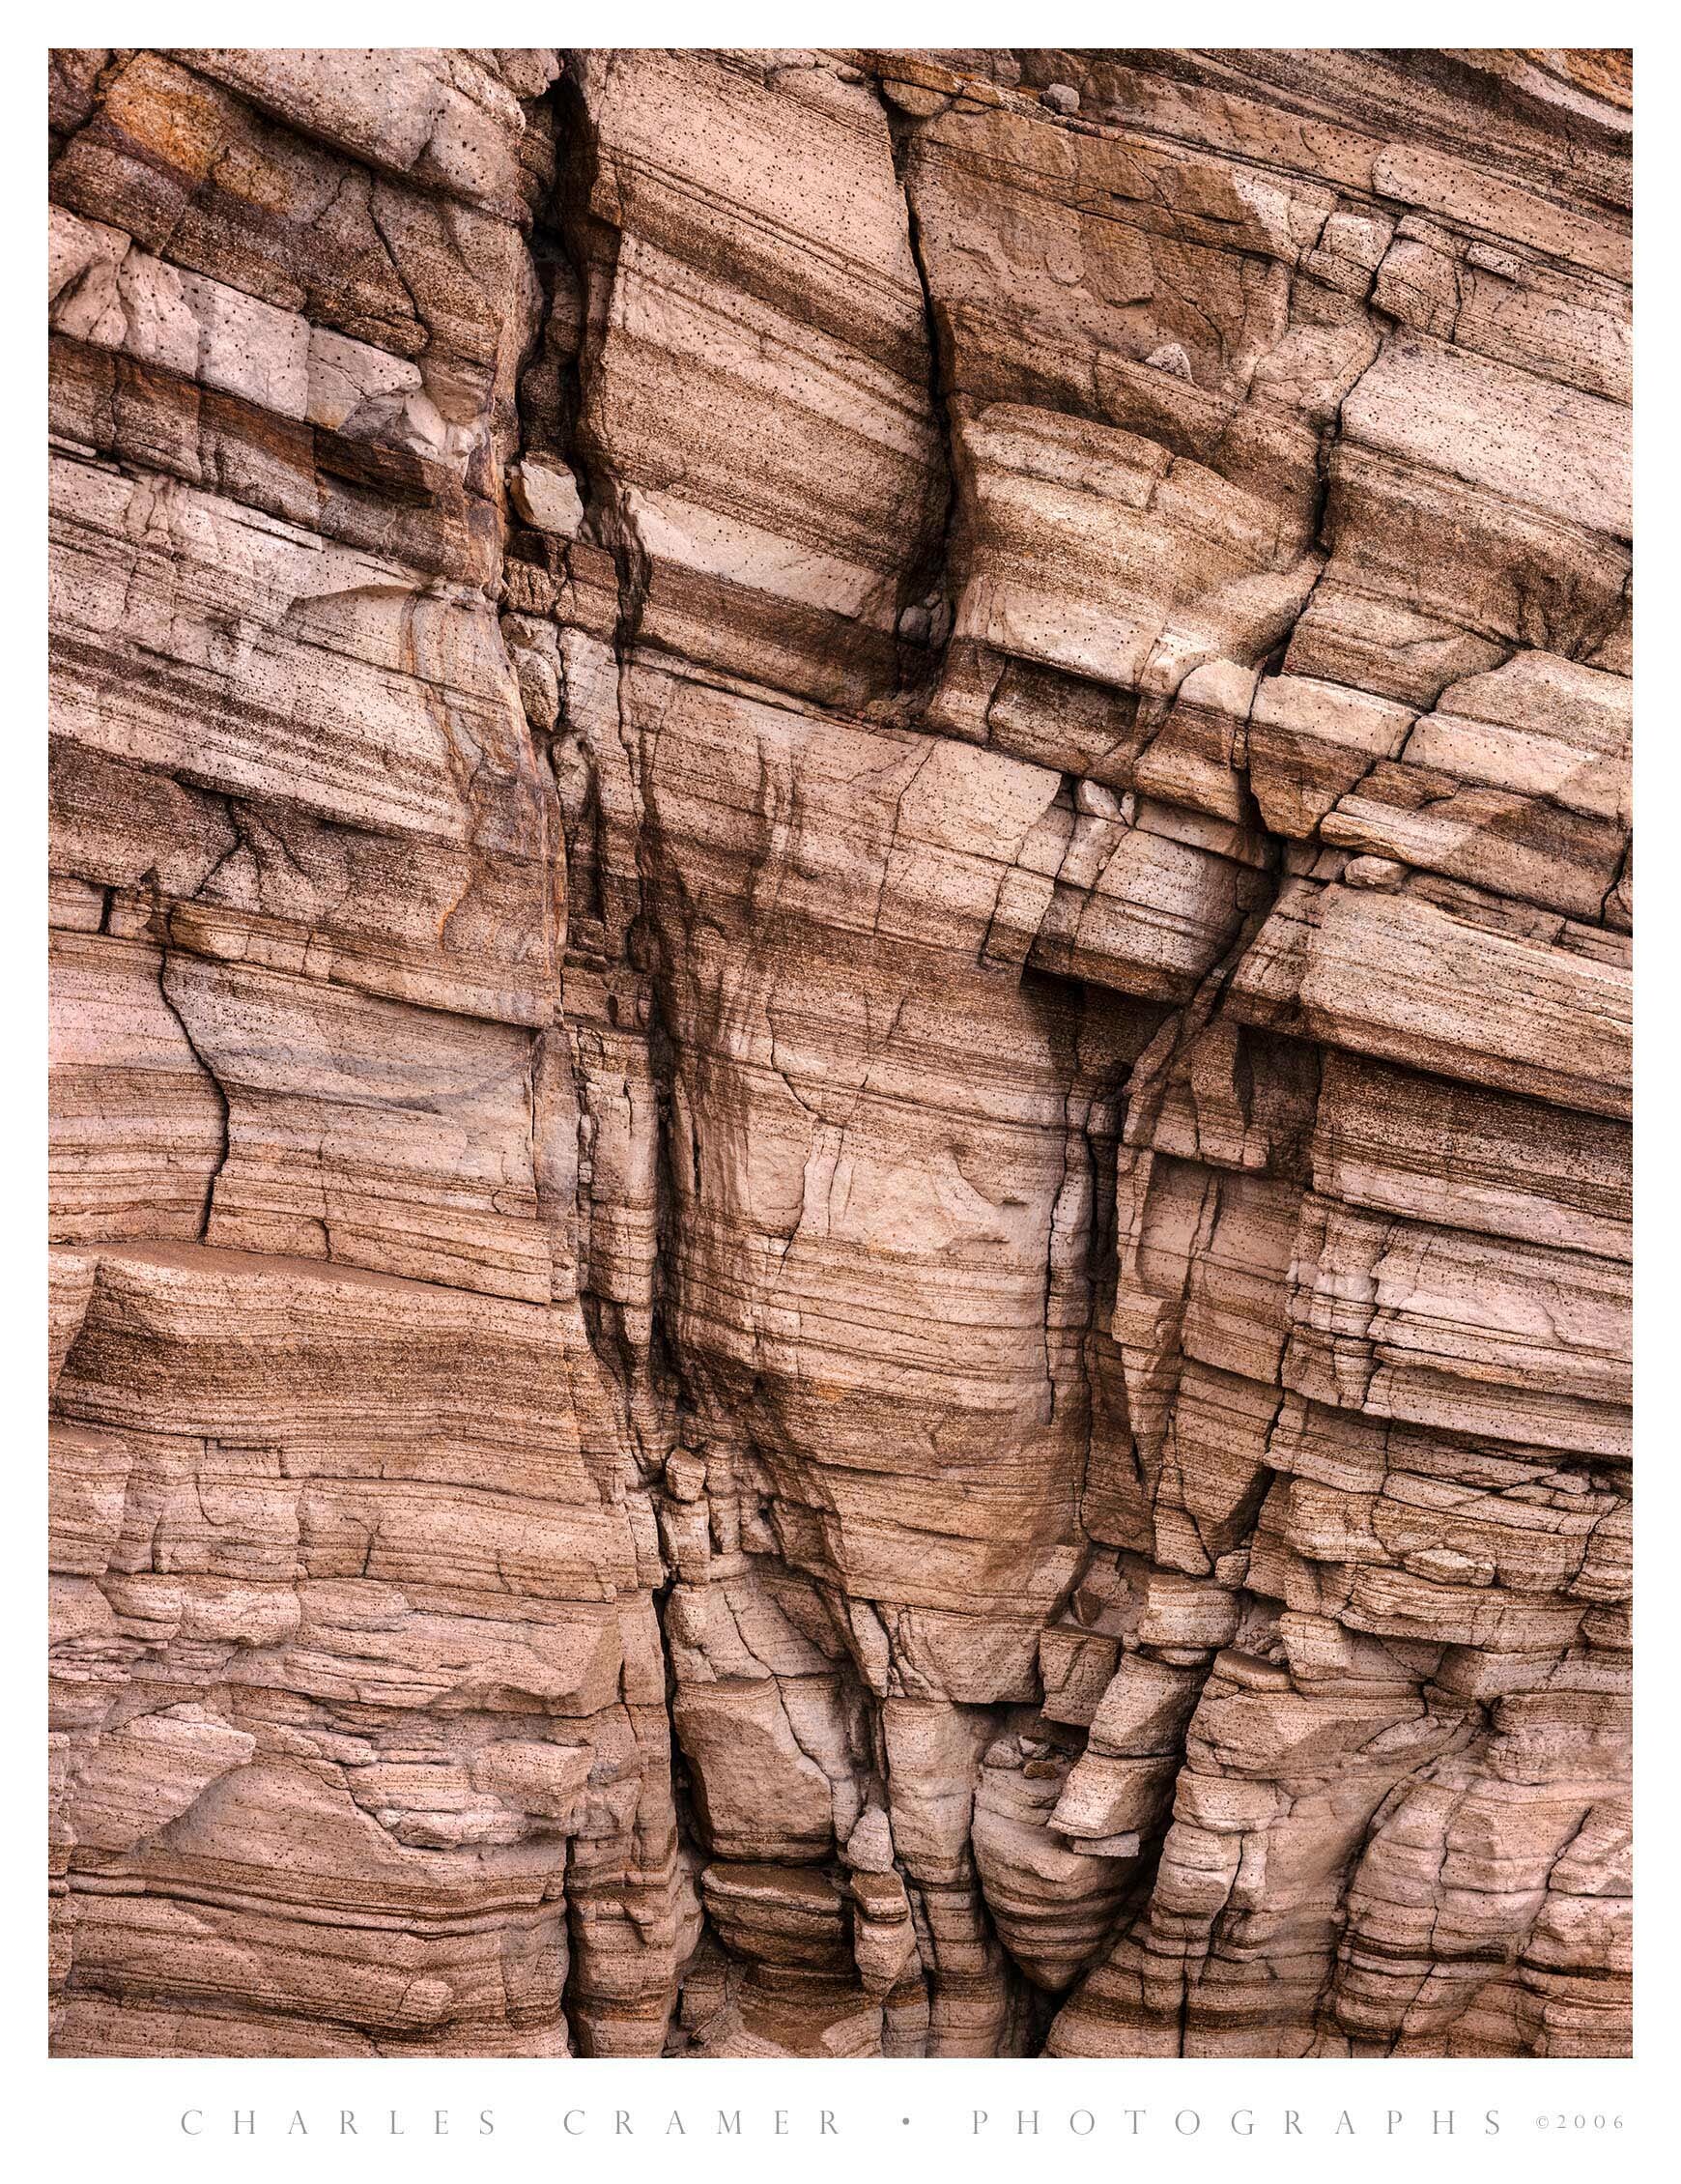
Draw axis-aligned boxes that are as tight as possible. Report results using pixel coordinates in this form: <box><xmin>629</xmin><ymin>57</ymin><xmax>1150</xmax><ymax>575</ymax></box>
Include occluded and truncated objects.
<box><xmin>550</xmin><ymin>59</ymin><xmax>654</xmax><ymax>665</ymax></box>
<box><xmin>154</xmin><ymin>942</ymin><xmax>231</xmax><ymax>1242</ymax></box>
<box><xmin>884</xmin><ymin>97</ymin><xmax>960</xmax><ymax>700</ymax></box>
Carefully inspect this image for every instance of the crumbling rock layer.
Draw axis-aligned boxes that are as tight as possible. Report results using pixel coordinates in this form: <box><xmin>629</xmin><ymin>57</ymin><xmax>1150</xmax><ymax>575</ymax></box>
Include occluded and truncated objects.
<box><xmin>47</xmin><ymin>45</ymin><xmax>1632</xmax><ymax>2059</ymax></box>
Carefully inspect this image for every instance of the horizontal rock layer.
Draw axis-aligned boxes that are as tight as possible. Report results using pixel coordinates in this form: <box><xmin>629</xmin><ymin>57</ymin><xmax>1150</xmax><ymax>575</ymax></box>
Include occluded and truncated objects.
<box><xmin>47</xmin><ymin>43</ymin><xmax>1632</xmax><ymax>2058</ymax></box>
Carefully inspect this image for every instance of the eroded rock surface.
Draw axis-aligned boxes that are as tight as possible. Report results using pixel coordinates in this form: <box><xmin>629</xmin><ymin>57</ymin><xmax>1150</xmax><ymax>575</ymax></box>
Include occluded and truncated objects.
<box><xmin>48</xmin><ymin>44</ymin><xmax>1632</xmax><ymax>2058</ymax></box>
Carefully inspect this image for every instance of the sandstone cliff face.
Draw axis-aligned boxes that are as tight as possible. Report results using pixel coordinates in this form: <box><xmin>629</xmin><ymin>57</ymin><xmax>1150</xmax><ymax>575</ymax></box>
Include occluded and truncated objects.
<box><xmin>47</xmin><ymin>46</ymin><xmax>1632</xmax><ymax>2060</ymax></box>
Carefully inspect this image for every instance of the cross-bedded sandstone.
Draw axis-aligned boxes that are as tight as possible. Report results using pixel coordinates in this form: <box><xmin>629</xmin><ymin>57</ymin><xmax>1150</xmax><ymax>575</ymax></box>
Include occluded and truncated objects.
<box><xmin>48</xmin><ymin>43</ymin><xmax>1631</xmax><ymax>2060</ymax></box>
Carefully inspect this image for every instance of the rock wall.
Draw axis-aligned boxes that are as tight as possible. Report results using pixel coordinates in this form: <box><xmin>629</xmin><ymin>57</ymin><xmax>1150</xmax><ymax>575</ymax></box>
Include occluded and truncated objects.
<box><xmin>47</xmin><ymin>45</ymin><xmax>1632</xmax><ymax>2059</ymax></box>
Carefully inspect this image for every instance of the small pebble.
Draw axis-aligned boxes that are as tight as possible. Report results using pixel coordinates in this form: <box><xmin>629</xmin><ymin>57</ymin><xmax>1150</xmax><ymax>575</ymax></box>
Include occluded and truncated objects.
<box><xmin>1143</xmin><ymin>340</ymin><xmax>1193</xmax><ymax>382</ymax></box>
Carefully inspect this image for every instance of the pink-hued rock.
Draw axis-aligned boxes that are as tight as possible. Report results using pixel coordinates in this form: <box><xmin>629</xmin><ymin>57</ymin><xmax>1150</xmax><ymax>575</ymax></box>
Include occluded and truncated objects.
<box><xmin>47</xmin><ymin>43</ymin><xmax>1631</xmax><ymax>2059</ymax></box>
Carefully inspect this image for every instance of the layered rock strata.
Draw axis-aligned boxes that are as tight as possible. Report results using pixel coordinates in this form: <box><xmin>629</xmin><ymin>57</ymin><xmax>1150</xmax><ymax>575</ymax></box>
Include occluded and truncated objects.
<box><xmin>48</xmin><ymin>44</ymin><xmax>1632</xmax><ymax>2059</ymax></box>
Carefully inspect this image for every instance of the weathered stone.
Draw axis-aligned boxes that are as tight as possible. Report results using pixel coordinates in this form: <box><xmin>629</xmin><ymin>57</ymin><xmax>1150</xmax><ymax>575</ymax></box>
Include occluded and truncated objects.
<box><xmin>47</xmin><ymin>42</ymin><xmax>1632</xmax><ymax>2062</ymax></box>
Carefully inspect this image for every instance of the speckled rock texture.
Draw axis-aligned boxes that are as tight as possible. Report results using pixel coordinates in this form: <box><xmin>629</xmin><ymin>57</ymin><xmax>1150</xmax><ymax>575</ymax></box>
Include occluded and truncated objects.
<box><xmin>48</xmin><ymin>45</ymin><xmax>1632</xmax><ymax>2059</ymax></box>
